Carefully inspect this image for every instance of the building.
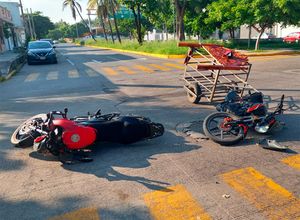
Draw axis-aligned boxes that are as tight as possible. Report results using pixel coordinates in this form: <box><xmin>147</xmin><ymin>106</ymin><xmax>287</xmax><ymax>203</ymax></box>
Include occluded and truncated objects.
<box><xmin>0</xmin><ymin>4</ymin><xmax>13</xmax><ymax>52</ymax></box>
<box><xmin>0</xmin><ymin>1</ymin><xmax>25</xmax><ymax>52</ymax></box>
<box><xmin>239</xmin><ymin>24</ymin><xmax>300</xmax><ymax>39</ymax></box>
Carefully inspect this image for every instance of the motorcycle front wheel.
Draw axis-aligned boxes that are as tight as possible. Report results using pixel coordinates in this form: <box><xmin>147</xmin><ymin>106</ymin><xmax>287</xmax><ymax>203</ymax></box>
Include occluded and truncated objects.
<box><xmin>11</xmin><ymin>114</ymin><xmax>47</xmax><ymax>148</ymax></box>
<box><xmin>203</xmin><ymin>112</ymin><xmax>245</xmax><ymax>146</ymax></box>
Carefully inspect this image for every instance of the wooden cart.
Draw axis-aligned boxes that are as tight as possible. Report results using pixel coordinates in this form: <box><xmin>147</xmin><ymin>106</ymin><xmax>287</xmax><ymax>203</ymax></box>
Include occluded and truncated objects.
<box><xmin>178</xmin><ymin>42</ymin><xmax>258</xmax><ymax>103</ymax></box>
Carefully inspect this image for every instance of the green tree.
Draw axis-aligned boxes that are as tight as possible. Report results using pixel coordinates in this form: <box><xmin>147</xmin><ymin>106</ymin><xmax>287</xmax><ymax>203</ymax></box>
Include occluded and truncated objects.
<box><xmin>63</xmin><ymin>0</ymin><xmax>96</xmax><ymax>40</ymax></box>
<box><xmin>27</xmin><ymin>11</ymin><xmax>55</xmax><ymax>39</ymax></box>
<box><xmin>205</xmin><ymin>0</ymin><xmax>240</xmax><ymax>39</ymax></box>
<box><xmin>88</xmin><ymin>0</ymin><xmax>108</xmax><ymax>41</ymax></box>
<box><xmin>120</xmin><ymin>0</ymin><xmax>144</xmax><ymax>44</ymax></box>
<box><xmin>247</xmin><ymin>0</ymin><xmax>300</xmax><ymax>50</ymax></box>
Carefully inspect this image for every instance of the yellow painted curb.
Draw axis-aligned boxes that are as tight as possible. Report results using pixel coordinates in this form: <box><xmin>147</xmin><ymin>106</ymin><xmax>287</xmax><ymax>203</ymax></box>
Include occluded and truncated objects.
<box><xmin>243</xmin><ymin>51</ymin><xmax>300</xmax><ymax>57</ymax></box>
<box><xmin>74</xmin><ymin>43</ymin><xmax>300</xmax><ymax>59</ymax></box>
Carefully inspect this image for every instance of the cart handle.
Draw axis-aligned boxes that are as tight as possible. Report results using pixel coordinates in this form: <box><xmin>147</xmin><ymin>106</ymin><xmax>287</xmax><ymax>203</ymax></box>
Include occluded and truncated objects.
<box><xmin>178</xmin><ymin>42</ymin><xmax>217</xmax><ymax>48</ymax></box>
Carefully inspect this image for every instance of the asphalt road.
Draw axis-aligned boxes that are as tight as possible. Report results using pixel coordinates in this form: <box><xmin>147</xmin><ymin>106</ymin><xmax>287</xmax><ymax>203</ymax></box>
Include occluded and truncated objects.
<box><xmin>0</xmin><ymin>43</ymin><xmax>300</xmax><ymax>220</ymax></box>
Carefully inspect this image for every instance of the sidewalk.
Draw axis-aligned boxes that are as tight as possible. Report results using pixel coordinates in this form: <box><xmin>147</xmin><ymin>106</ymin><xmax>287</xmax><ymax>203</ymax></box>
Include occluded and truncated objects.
<box><xmin>0</xmin><ymin>51</ymin><xmax>25</xmax><ymax>78</ymax></box>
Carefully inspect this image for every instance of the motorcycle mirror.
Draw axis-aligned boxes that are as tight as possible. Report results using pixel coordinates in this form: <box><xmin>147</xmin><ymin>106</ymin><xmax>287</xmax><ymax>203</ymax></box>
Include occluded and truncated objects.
<box><xmin>64</xmin><ymin>108</ymin><xmax>68</xmax><ymax>115</ymax></box>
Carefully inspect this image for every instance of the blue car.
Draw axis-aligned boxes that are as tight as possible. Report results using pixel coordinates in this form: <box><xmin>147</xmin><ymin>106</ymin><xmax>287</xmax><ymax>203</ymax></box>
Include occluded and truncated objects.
<box><xmin>27</xmin><ymin>41</ymin><xmax>57</xmax><ymax>65</ymax></box>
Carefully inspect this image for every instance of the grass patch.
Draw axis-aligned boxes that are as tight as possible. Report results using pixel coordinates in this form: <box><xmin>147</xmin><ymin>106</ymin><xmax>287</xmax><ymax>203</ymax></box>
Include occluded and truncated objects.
<box><xmin>77</xmin><ymin>38</ymin><xmax>300</xmax><ymax>55</ymax></box>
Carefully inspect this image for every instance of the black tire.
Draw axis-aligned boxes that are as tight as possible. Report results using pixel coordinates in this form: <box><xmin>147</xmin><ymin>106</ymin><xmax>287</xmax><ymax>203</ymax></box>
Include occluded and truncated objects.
<box><xmin>11</xmin><ymin>114</ymin><xmax>47</xmax><ymax>148</ymax></box>
<box><xmin>186</xmin><ymin>83</ymin><xmax>201</xmax><ymax>104</ymax></box>
<box><xmin>203</xmin><ymin>112</ymin><xmax>244</xmax><ymax>146</ymax></box>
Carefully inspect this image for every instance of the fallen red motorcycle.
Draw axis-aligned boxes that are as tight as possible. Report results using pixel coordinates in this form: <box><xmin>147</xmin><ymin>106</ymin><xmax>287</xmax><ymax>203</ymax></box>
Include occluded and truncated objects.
<box><xmin>11</xmin><ymin>108</ymin><xmax>164</xmax><ymax>162</ymax></box>
<box><xmin>203</xmin><ymin>91</ymin><xmax>285</xmax><ymax>145</ymax></box>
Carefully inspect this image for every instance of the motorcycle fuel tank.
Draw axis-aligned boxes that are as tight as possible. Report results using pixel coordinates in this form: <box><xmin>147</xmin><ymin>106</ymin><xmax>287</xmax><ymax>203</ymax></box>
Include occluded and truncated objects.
<box><xmin>53</xmin><ymin>119</ymin><xmax>97</xmax><ymax>149</ymax></box>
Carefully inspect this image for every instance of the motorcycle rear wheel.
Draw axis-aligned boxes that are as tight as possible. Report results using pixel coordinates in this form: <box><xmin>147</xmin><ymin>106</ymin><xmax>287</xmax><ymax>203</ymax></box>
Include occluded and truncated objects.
<box><xmin>203</xmin><ymin>112</ymin><xmax>245</xmax><ymax>146</ymax></box>
<box><xmin>11</xmin><ymin>114</ymin><xmax>47</xmax><ymax>148</ymax></box>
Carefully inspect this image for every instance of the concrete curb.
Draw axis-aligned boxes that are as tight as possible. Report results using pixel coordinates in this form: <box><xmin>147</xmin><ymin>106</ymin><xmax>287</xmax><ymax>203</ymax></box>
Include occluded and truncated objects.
<box><xmin>76</xmin><ymin>43</ymin><xmax>300</xmax><ymax>59</ymax></box>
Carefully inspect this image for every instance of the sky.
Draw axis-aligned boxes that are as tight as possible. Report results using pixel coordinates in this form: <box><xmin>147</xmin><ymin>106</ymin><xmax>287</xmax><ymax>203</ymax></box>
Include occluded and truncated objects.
<box><xmin>6</xmin><ymin>0</ymin><xmax>92</xmax><ymax>24</ymax></box>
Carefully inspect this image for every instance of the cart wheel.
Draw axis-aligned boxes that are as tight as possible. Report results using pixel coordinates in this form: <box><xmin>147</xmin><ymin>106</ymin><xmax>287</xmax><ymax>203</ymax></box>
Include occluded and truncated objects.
<box><xmin>187</xmin><ymin>83</ymin><xmax>202</xmax><ymax>104</ymax></box>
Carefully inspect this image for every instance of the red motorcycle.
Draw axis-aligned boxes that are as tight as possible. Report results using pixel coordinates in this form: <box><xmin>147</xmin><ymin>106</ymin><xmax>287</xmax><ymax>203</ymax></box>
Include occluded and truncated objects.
<box><xmin>203</xmin><ymin>91</ymin><xmax>285</xmax><ymax>145</ymax></box>
<box><xmin>11</xmin><ymin>108</ymin><xmax>164</xmax><ymax>162</ymax></box>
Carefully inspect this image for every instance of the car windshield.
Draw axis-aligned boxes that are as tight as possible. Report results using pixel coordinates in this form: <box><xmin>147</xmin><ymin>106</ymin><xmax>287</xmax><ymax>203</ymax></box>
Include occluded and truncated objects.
<box><xmin>28</xmin><ymin>41</ymin><xmax>52</xmax><ymax>49</ymax></box>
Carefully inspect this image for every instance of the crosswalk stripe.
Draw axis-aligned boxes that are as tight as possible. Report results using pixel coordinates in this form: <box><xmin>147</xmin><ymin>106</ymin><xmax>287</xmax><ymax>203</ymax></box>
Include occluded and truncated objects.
<box><xmin>101</xmin><ymin>67</ymin><xmax>118</xmax><ymax>76</ymax></box>
<box><xmin>222</xmin><ymin>167</ymin><xmax>300</xmax><ymax>219</ymax></box>
<box><xmin>68</xmin><ymin>70</ymin><xmax>79</xmax><ymax>78</ymax></box>
<box><xmin>25</xmin><ymin>73</ymin><xmax>39</xmax><ymax>82</ymax></box>
<box><xmin>281</xmin><ymin>155</ymin><xmax>300</xmax><ymax>171</ymax></box>
<box><xmin>133</xmin><ymin>64</ymin><xmax>154</xmax><ymax>73</ymax></box>
<box><xmin>163</xmin><ymin>62</ymin><xmax>184</xmax><ymax>70</ymax></box>
<box><xmin>49</xmin><ymin>207</ymin><xmax>99</xmax><ymax>220</ymax></box>
<box><xmin>144</xmin><ymin>184</ymin><xmax>212</xmax><ymax>220</ymax></box>
<box><xmin>86</xmin><ymin>69</ymin><xmax>99</xmax><ymax>77</ymax></box>
<box><xmin>46</xmin><ymin>71</ymin><xmax>58</xmax><ymax>80</ymax></box>
<box><xmin>117</xmin><ymin>66</ymin><xmax>135</xmax><ymax>74</ymax></box>
<box><xmin>148</xmin><ymin>64</ymin><xmax>171</xmax><ymax>71</ymax></box>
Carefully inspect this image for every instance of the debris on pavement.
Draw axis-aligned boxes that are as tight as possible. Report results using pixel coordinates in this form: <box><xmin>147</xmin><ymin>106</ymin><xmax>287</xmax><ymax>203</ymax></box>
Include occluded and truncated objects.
<box><xmin>256</xmin><ymin>139</ymin><xmax>289</xmax><ymax>150</ymax></box>
<box><xmin>222</xmin><ymin>194</ymin><xmax>231</xmax><ymax>199</ymax></box>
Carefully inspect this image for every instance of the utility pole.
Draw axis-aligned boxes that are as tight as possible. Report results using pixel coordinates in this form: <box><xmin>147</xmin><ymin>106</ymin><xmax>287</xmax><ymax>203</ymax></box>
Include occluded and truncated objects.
<box><xmin>19</xmin><ymin>0</ymin><xmax>28</xmax><ymax>39</ymax></box>
<box><xmin>26</xmin><ymin>8</ymin><xmax>33</xmax><ymax>39</ymax></box>
<box><xmin>30</xmin><ymin>8</ymin><xmax>36</xmax><ymax>39</ymax></box>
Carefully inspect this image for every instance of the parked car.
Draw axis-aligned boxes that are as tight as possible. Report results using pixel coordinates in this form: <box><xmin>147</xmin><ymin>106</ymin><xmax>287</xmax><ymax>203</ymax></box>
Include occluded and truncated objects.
<box><xmin>283</xmin><ymin>32</ymin><xmax>300</xmax><ymax>43</ymax></box>
<box><xmin>254</xmin><ymin>33</ymin><xmax>276</xmax><ymax>40</ymax></box>
<box><xmin>27</xmin><ymin>41</ymin><xmax>57</xmax><ymax>65</ymax></box>
<box><xmin>39</xmin><ymin>38</ymin><xmax>54</xmax><ymax>45</ymax></box>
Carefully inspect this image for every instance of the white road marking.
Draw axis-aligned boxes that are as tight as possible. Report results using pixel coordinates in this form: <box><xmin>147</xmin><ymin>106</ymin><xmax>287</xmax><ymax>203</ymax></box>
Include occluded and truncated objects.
<box><xmin>107</xmin><ymin>56</ymin><xmax>120</xmax><ymax>61</ymax></box>
<box><xmin>67</xmin><ymin>59</ymin><xmax>74</xmax><ymax>66</ymax></box>
<box><xmin>46</xmin><ymin>71</ymin><xmax>58</xmax><ymax>80</ymax></box>
<box><xmin>68</xmin><ymin>70</ymin><xmax>79</xmax><ymax>78</ymax></box>
<box><xmin>92</xmin><ymin>59</ymin><xmax>102</xmax><ymax>63</ymax></box>
<box><xmin>25</xmin><ymin>73</ymin><xmax>39</xmax><ymax>82</ymax></box>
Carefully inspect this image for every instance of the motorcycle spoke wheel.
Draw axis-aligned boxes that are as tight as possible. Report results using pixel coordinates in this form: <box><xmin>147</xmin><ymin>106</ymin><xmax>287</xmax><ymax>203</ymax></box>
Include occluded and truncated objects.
<box><xmin>203</xmin><ymin>112</ymin><xmax>244</xmax><ymax>146</ymax></box>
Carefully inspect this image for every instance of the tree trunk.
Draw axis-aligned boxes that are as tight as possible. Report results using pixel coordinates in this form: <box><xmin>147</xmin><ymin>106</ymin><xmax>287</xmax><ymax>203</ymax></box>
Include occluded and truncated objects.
<box><xmin>75</xmin><ymin>5</ymin><xmax>96</xmax><ymax>41</ymax></box>
<box><xmin>174</xmin><ymin>0</ymin><xmax>186</xmax><ymax>41</ymax></box>
<box><xmin>99</xmin><ymin>13</ymin><xmax>108</xmax><ymax>41</ymax></box>
<box><xmin>131</xmin><ymin>4</ymin><xmax>142</xmax><ymax>45</ymax></box>
<box><xmin>255</xmin><ymin>30</ymin><xmax>264</xmax><ymax>50</ymax></box>
<box><xmin>137</xmin><ymin>3</ymin><xmax>143</xmax><ymax>44</ymax></box>
<box><xmin>110</xmin><ymin>0</ymin><xmax>121</xmax><ymax>43</ymax></box>
<box><xmin>107</xmin><ymin>16</ymin><xmax>115</xmax><ymax>43</ymax></box>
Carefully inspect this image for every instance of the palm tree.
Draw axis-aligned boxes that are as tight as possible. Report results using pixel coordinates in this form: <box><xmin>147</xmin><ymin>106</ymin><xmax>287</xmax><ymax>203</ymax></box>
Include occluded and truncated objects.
<box><xmin>108</xmin><ymin>0</ymin><xmax>121</xmax><ymax>43</ymax></box>
<box><xmin>63</xmin><ymin>0</ymin><xmax>96</xmax><ymax>40</ymax></box>
<box><xmin>99</xmin><ymin>0</ymin><xmax>115</xmax><ymax>43</ymax></box>
<box><xmin>88</xmin><ymin>0</ymin><xmax>108</xmax><ymax>41</ymax></box>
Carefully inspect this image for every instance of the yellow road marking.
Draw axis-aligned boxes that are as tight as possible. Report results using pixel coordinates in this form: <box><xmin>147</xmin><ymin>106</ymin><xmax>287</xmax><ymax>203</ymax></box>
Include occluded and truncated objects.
<box><xmin>133</xmin><ymin>64</ymin><xmax>154</xmax><ymax>73</ymax></box>
<box><xmin>281</xmin><ymin>155</ymin><xmax>300</xmax><ymax>171</ymax></box>
<box><xmin>86</xmin><ymin>69</ymin><xmax>98</xmax><ymax>77</ymax></box>
<box><xmin>25</xmin><ymin>73</ymin><xmax>39</xmax><ymax>82</ymax></box>
<box><xmin>117</xmin><ymin>66</ymin><xmax>135</xmax><ymax>74</ymax></box>
<box><xmin>68</xmin><ymin>70</ymin><xmax>79</xmax><ymax>78</ymax></box>
<box><xmin>49</xmin><ymin>207</ymin><xmax>99</xmax><ymax>220</ymax></box>
<box><xmin>222</xmin><ymin>167</ymin><xmax>300</xmax><ymax>220</ymax></box>
<box><xmin>148</xmin><ymin>64</ymin><xmax>171</xmax><ymax>71</ymax></box>
<box><xmin>144</xmin><ymin>184</ymin><xmax>212</xmax><ymax>220</ymax></box>
<box><xmin>46</xmin><ymin>71</ymin><xmax>58</xmax><ymax>80</ymax></box>
<box><xmin>163</xmin><ymin>62</ymin><xmax>184</xmax><ymax>70</ymax></box>
<box><xmin>101</xmin><ymin>67</ymin><xmax>118</xmax><ymax>76</ymax></box>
